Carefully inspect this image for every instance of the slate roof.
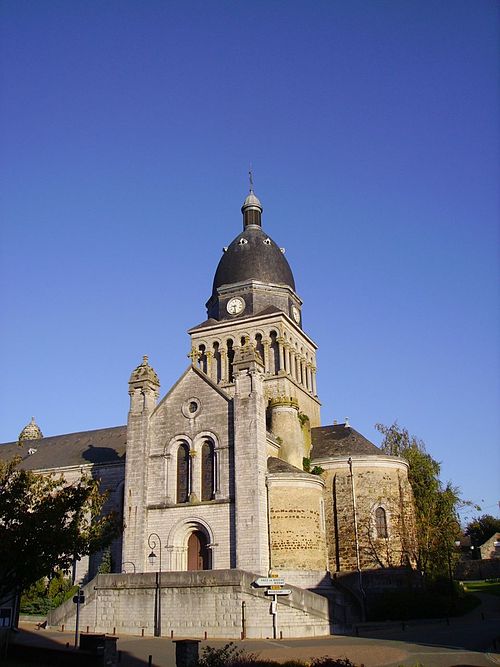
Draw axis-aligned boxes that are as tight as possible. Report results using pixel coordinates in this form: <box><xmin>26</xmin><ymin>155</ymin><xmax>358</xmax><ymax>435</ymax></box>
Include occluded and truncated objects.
<box><xmin>310</xmin><ymin>424</ymin><xmax>381</xmax><ymax>459</ymax></box>
<box><xmin>0</xmin><ymin>425</ymin><xmax>127</xmax><ymax>470</ymax></box>
<box><xmin>267</xmin><ymin>456</ymin><xmax>311</xmax><ymax>476</ymax></box>
<box><xmin>212</xmin><ymin>225</ymin><xmax>295</xmax><ymax>296</ymax></box>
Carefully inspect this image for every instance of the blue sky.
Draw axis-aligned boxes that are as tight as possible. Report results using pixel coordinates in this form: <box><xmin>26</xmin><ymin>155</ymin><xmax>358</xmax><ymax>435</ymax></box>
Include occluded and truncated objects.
<box><xmin>1</xmin><ymin>0</ymin><xmax>498</xmax><ymax>523</ymax></box>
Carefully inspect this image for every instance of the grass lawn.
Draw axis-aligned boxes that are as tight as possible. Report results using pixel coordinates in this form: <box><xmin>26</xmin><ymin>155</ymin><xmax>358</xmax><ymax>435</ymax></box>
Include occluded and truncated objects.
<box><xmin>463</xmin><ymin>579</ymin><xmax>500</xmax><ymax>597</ymax></box>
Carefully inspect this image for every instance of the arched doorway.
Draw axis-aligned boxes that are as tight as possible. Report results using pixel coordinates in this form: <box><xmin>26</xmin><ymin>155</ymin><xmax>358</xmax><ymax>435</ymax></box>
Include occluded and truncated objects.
<box><xmin>187</xmin><ymin>530</ymin><xmax>211</xmax><ymax>570</ymax></box>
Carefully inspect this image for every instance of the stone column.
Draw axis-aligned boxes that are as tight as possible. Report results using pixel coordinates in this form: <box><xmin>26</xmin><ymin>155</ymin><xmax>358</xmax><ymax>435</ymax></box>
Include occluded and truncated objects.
<box><xmin>263</xmin><ymin>340</ymin><xmax>270</xmax><ymax>375</ymax></box>
<box><xmin>290</xmin><ymin>350</ymin><xmax>297</xmax><ymax>381</ymax></box>
<box><xmin>164</xmin><ymin>453</ymin><xmax>172</xmax><ymax>504</ymax></box>
<box><xmin>306</xmin><ymin>363</ymin><xmax>312</xmax><ymax>392</ymax></box>
<box><xmin>220</xmin><ymin>349</ymin><xmax>227</xmax><ymax>383</ymax></box>
<box><xmin>189</xmin><ymin>450</ymin><xmax>198</xmax><ymax>502</ymax></box>
<box><xmin>277</xmin><ymin>337</ymin><xmax>285</xmax><ymax>373</ymax></box>
<box><xmin>206</xmin><ymin>350</ymin><xmax>214</xmax><ymax>381</ymax></box>
<box><xmin>299</xmin><ymin>356</ymin><xmax>306</xmax><ymax>387</ymax></box>
<box><xmin>311</xmin><ymin>366</ymin><xmax>317</xmax><ymax>396</ymax></box>
<box><xmin>285</xmin><ymin>344</ymin><xmax>292</xmax><ymax>376</ymax></box>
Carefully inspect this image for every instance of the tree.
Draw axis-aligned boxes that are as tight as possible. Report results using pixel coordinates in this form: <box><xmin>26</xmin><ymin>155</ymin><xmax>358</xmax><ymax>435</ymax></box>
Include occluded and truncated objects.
<box><xmin>0</xmin><ymin>455</ymin><xmax>120</xmax><ymax>601</ymax></box>
<box><xmin>465</xmin><ymin>514</ymin><xmax>500</xmax><ymax>547</ymax></box>
<box><xmin>376</xmin><ymin>422</ymin><xmax>463</xmax><ymax>580</ymax></box>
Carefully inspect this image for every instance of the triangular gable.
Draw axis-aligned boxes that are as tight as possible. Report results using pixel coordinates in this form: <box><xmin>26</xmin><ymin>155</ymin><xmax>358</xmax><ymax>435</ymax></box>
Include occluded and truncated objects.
<box><xmin>152</xmin><ymin>364</ymin><xmax>231</xmax><ymax>417</ymax></box>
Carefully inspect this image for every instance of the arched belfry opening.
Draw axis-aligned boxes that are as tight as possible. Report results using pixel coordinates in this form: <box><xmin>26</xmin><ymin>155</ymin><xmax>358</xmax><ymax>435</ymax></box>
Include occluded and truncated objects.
<box><xmin>187</xmin><ymin>530</ymin><xmax>211</xmax><ymax>571</ymax></box>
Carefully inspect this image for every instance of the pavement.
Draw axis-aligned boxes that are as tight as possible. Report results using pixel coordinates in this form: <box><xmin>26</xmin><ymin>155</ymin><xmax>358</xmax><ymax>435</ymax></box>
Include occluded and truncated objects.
<box><xmin>12</xmin><ymin>592</ymin><xmax>500</xmax><ymax>667</ymax></box>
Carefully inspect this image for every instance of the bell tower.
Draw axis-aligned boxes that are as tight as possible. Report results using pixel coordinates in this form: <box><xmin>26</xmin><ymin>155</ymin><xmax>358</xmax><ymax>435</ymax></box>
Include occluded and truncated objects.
<box><xmin>189</xmin><ymin>189</ymin><xmax>321</xmax><ymax>466</ymax></box>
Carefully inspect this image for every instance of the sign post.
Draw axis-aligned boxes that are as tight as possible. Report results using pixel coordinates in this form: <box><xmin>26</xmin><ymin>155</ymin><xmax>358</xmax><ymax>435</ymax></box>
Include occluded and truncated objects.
<box><xmin>73</xmin><ymin>588</ymin><xmax>85</xmax><ymax>647</ymax></box>
<box><xmin>253</xmin><ymin>573</ymin><xmax>290</xmax><ymax>640</ymax></box>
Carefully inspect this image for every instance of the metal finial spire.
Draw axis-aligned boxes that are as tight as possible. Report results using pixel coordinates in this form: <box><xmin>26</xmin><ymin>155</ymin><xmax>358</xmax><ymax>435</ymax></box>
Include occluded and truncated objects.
<box><xmin>248</xmin><ymin>166</ymin><xmax>254</xmax><ymax>193</ymax></box>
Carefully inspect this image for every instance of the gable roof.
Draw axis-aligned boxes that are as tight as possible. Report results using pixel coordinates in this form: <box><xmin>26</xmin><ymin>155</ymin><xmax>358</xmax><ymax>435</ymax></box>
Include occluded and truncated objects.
<box><xmin>0</xmin><ymin>425</ymin><xmax>127</xmax><ymax>471</ymax></box>
<box><xmin>310</xmin><ymin>424</ymin><xmax>381</xmax><ymax>459</ymax></box>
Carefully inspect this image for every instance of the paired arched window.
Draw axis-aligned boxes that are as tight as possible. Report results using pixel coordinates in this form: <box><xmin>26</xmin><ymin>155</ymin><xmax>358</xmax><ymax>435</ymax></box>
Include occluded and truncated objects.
<box><xmin>176</xmin><ymin>442</ymin><xmax>190</xmax><ymax>503</ymax></box>
<box><xmin>375</xmin><ymin>507</ymin><xmax>388</xmax><ymax>538</ymax></box>
<box><xmin>174</xmin><ymin>437</ymin><xmax>217</xmax><ymax>503</ymax></box>
<box><xmin>201</xmin><ymin>439</ymin><xmax>215</xmax><ymax>501</ymax></box>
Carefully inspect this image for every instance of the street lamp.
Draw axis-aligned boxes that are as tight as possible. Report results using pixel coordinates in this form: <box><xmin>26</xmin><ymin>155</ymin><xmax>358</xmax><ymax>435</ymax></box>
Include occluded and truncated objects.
<box><xmin>148</xmin><ymin>532</ymin><xmax>162</xmax><ymax>637</ymax></box>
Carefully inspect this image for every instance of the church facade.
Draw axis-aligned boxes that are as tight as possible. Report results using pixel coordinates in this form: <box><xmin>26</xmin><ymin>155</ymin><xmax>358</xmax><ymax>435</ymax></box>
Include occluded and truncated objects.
<box><xmin>2</xmin><ymin>189</ymin><xmax>417</xmax><ymax>636</ymax></box>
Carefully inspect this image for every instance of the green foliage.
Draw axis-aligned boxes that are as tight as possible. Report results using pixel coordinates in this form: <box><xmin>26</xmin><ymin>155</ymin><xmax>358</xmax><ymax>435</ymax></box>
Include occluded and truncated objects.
<box><xmin>197</xmin><ymin>642</ymin><xmax>246</xmax><ymax>667</ymax></box>
<box><xmin>465</xmin><ymin>514</ymin><xmax>500</xmax><ymax>546</ymax></box>
<box><xmin>0</xmin><ymin>455</ymin><xmax>121</xmax><ymax>600</ymax></box>
<box><xmin>297</xmin><ymin>412</ymin><xmax>309</xmax><ymax>427</ymax></box>
<box><xmin>463</xmin><ymin>579</ymin><xmax>500</xmax><ymax>597</ymax></box>
<box><xmin>20</xmin><ymin>571</ymin><xmax>77</xmax><ymax>615</ymax></box>
<box><xmin>367</xmin><ymin>579</ymin><xmax>481</xmax><ymax>621</ymax></box>
<box><xmin>97</xmin><ymin>546</ymin><xmax>113</xmax><ymax>574</ymax></box>
<box><xmin>303</xmin><ymin>457</ymin><xmax>323</xmax><ymax>476</ymax></box>
<box><xmin>197</xmin><ymin>646</ymin><xmax>361</xmax><ymax>667</ymax></box>
<box><xmin>376</xmin><ymin>422</ymin><xmax>463</xmax><ymax>580</ymax></box>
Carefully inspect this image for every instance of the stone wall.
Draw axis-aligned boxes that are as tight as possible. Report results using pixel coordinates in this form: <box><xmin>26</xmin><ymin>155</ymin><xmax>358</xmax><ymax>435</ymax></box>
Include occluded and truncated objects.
<box><xmin>47</xmin><ymin>570</ymin><xmax>331</xmax><ymax>639</ymax></box>
<box><xmin>318</xmin><ymin>456</ymin><xmax>416</xmax><ymax>573</ymax></box>
<box><xmin>268</xmin><ymin>474</ymin><xmax>327</xmax><ymax>574</ymax></box>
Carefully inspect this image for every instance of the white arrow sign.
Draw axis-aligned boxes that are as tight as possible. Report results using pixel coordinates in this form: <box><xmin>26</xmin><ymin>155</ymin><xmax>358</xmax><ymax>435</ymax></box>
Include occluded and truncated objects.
<box><xmin>266</xmin><ymin>589</ymin><xmax>291</xmax><ymax>596</ymax></box>
<box><xmin>254</xmin><ymin>577</ymin><xmax>286</xmax><ymax>587</ymax></box>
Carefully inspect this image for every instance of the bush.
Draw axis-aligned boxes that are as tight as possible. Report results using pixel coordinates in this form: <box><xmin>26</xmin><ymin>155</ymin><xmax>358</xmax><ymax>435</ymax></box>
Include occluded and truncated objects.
<box><xmin>197</xmin><ymin>647</ymin><xmax>361</xmax><ymax>667</ymax></box>
<box><xmin>20</xmin><ymin>572</ymin><xmax>77</xmax><ymax>615</ymax></box>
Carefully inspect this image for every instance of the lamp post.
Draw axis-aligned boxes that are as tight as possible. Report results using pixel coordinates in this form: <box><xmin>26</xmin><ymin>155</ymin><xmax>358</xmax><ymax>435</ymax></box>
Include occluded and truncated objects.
<box><xmin>148</xmin><ymin>533</ymin><xmax>162</xmax><ymax>637</ymax></box>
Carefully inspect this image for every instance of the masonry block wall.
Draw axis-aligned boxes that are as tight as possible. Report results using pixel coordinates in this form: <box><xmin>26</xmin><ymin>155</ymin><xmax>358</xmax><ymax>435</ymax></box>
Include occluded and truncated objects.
<box><xmin>320</xmin><ymin>456</ymin><xmax>417</xmax><ymax>572</ymax></box>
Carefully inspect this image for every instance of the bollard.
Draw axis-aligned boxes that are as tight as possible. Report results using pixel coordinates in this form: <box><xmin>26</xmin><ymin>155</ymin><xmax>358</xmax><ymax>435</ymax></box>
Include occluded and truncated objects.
<box><xmin>118</xmin><ymin>650</ymin><xmax>122</xmax><ymax>663</ymax></box>
<box><xmin>113</xmin><ymin>627</ymin><xmax>116</xmax><ymax>635</ymax></box>
<box><xmin>61</xmin><ymin>624</ymin><xmax>65</xmax><ymax>632</ymax></box>
<box><xmin>148</xmin><ymin>656</ymin><xmax>153</xmax><ymax>667</ymax></box>
<box><xmin>280</xmin><ymin>630</ymin><xmax>283</xmax><ymax>640</ymax></box>
<box><xmin>204</xmin><ymin>631</ymin><xmax>207</xmax><ymax>640</ymax></box>
<box><xmin>86</xmin><ymin>626</ymin><xmax>89</xmax><ymax>633</ymax></box>
<box><xmin>171</xmin><ymin>630</ymin><xmax>174</xmax><ymax>638</ymax></box>
<box><xmin>141</xmin><ymin>628</ymin><xmax>145</xmax><ymax>637</ymax></box>
<box><xmin>66</xmin><ymin>642</ymin><xmax>69</xmax><ymax>648</ymax></box>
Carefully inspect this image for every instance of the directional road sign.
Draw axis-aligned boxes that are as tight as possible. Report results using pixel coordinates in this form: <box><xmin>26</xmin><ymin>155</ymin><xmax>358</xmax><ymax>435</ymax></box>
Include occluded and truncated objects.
<box><xmin>254</xmin><ymin>577</ymin><xmax>286</xmax><ymax>587</ymax></box>
<box><xmin>266</xmin><ymin>589</ymin><xmax>291</xmax><ymax>596</ymax></box>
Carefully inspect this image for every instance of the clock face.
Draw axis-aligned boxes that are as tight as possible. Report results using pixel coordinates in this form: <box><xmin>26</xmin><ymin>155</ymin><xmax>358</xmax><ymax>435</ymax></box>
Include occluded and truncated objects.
<box><xmin>227</xmin><ymin>297</ymin><xmax>245</xmax><ymax>315</ymax></box>
<box><xmin>292</xmin><ymin>306</ymin><xmax>300</xmax><ymax>323</ymax></box>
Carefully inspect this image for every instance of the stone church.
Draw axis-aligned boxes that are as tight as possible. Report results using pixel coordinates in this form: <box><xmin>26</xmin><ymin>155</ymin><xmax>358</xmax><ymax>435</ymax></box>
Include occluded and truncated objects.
<box><xmin>1</xmin><ymin>189</ymin><xmax>417</xmax><ymax>637</ymax></box>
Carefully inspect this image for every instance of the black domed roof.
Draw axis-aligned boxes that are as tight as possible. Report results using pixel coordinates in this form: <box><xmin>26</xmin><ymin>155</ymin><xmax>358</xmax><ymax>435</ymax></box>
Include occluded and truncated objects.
<box><xmin>212</xmin><ymin>225</ymin><xmax>296</xmax><ymax>295</ymax></box>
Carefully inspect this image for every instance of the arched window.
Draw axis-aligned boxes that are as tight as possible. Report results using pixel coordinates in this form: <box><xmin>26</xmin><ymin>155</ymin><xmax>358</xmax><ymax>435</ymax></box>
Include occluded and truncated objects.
<box><xmin>255</xmin><ymin>334</ymin><xmax>264</xmax><ymax>368</ymax></box>
<box><xmin>227</xmin><ymin>339</ymin><xmax>234</xmax><ymax>381</ymax></box>
<box><xmin>201</xmin><ymin>439</ymin><xmax>215</xmax><ymax>501</ymax></box>
<box><xmin>198</xmin><ymin>345</ymin><xmax>207</xmax><ymax>374</ymax></box>
<box><xmin>187</xmin><ymin>530</ymin><xmax>211</xmax><ymax>570</ymax></box>
<box><xmin>177</xmin><ymin>442</ymin><xmax>190</xmax><ymax>503</ymax></box>
<box><xmin>375</xmin><ymin>507</ymin><xmax>388</xmax><ymax>538</ymax></box>
<box><xmin>213</xmin><ymin>342</ymin><xmax>221</xmax><ymax>383</ymax></box>
<box><xmin>270</xmin><ymin>331</ymin><xmax>280</xmax><ymax>374</ymax></box>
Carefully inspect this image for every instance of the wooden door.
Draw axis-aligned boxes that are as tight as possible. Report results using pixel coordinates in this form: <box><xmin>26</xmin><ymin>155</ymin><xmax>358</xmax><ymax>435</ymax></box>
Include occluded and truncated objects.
<box><xmin>187</xmin><ymin>531</ymin><xmax>210</xmax><ymax>570</ymax></box>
